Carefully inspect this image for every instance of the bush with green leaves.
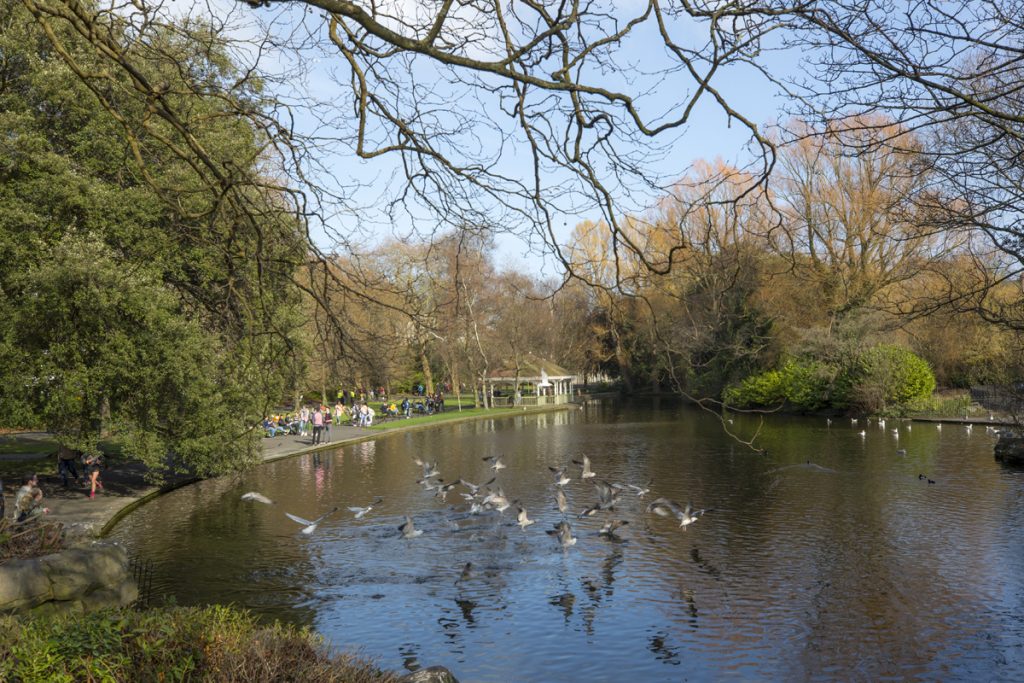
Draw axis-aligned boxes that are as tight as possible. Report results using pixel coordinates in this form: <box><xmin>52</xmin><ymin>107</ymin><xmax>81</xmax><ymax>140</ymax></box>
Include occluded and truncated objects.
<box><xmin>0</xmin><ymin>605</ymin><xmax>397</xmax><ymax>683</ymax></box>
<box><xmin>838</xmin><ymin>344</ymin><xmax>936</xmax><ymax>414</ymax></box>
<box><xmin>724</xmin><ymin>359</ymin><xmax>835</xmax><ymax>411</ymax></box>
<box><xmin>726</xmin><ymin>344</ymin><xmax>935</xmax><ymax>414</ymax></box>
<box><xmin>723</xmin><ymin>368</ymin><xmax>785</xmax><ymax>408</ymax></box>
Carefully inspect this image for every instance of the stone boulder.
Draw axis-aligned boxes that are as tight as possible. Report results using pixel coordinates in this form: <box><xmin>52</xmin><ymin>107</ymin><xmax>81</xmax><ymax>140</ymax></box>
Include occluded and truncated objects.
<box><xmin>399</xmin><ymin>666</ymin><xmax>461</xmax><ymax>683</ymax></box>
<box><xmin>0</xmin><ymin>543</ymin><xmax>137</xmax><ymax>614</ymax></box>
<box><xmin>994</xmin><ymin>431</ymin><xmax>1024</xmax><ymax>466</ymax></box>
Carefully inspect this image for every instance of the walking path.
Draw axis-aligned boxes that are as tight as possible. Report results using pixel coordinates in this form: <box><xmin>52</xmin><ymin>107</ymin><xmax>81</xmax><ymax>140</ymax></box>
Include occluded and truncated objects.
<box><xmin>4</xmin><ymin>406</ymin><xmax>575</xmax><ymax>541</ymax></box>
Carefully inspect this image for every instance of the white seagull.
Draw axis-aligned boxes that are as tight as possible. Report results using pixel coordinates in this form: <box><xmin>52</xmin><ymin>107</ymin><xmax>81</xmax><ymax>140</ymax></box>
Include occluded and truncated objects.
<box><xmin>241</xmin><ymin>492</ymin><xmax>274</xmax><ymax>505</ymax></box>
<box><xmin>515</xmin><ymin>504</ymin><xmax>535</xmax><ymax>529</ymax></box>
<box><xmin>348</xmin><ymin>496</ymin><xmax>383</xmax><ymax>519</ymax></box>
<box><xmin>285</xmin><ymin>507</ymin><xmax>339</xmax><ymax>535</ymax></box>
<box><xmin>399</xmin><ymin>515</ymin><xmax>424</xmax><ymax>538</ymax></box>
<box><xmin>572</xmin><ymin>455</ymin><xmax>596</xmax><ymax>479</ymax></box>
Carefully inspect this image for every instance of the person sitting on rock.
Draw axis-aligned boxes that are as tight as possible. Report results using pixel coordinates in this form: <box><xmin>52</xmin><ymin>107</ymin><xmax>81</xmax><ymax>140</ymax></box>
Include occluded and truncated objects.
<box><xmin>14</xmin><ymin>473</ymin><xmax>49</xmax><ymax>523</ymax></box>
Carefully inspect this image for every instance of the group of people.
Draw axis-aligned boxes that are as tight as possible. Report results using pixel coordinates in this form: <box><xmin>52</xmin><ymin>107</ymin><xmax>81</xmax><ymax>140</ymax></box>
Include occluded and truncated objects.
<box><xmin>262</xmin><ymin>401</ymin><xmax>374</xmax><ymax>441</ymax></box>
<box><xmin>261</xmin><ymin>388</ymin><xmax>451</xmax><ymax>441</ymax></box>
<box><xmin>2</xmin><ymin>445</ymin><xmax>105</xmax><ymax>525</ymax></box>
<box><xmin>55</xmin><ymin>445</ymin><xmax>104</xmax><ymax>498</ymax></box>
<box><xmin>262</xmin><ymin>403</ymin><xmax>343</xmax><ymax>443</ymax></box>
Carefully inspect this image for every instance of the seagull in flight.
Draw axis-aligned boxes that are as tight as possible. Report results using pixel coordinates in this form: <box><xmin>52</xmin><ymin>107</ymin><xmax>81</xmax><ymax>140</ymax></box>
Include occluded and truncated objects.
<box><xmin>599</xmin><ymin>519</ymin><xmax>630</xmax><ymax>537</ymax></box>
<box><xmin>399</xmin><ymin>515</ymin><xmax>424</xmax><ymax>538</ymax></box>
<box><xmin>435</xmin><ymin>481</ymin><xmax>460</xmax><ymax>502</ymax></box>
<box><xmin>572</xmin><ymin>455</ymin><xmax>596</xmax><ymax>479</ymax></box>
<box><xmin>457</xmin><ymin>477</ymin><xmax>494</xmax><ymax>496</ymax></box>
<box><xmin>625</xmin><ymin>481</ymin><xmax>652</xmax><ymax>498</ymax></box>
<box><xmin>241</xmin><ymin>492</ymin><xmax>273</xmax><ymax>505</ymax></box>
<box><xmin>593</xmin><ymin>481</ymin><xmax>621</xmax><ymax>511</ymax></box>
<box><xmin>482</xmin><ymin>487</ymin><xmax>511</xmax><ymax>512</ymax></box>
<box><xmin>348</xmin><ymin>496</ymin><xmax>383</xmax><ymax>519</ymax></box>
<box><xmin>549</xmin><ymin>466</ymin><xmax>571</xmax><ymax>487</ymax></box>
<box><xmin>285</xmin><ymin>507</ymin><xmax>339</xmax><ymax>535</ymax></box>
<box><xmin>515</xmin><ymin>504</ymin><xmax>536</xmax><ymax>529</ymax></box>
<box><xmin>555</xmin><ymin>487</ymin><xmax>568</xmax><ymax>514</ymax></box>
<box><xmin>646</xmin><ymin>498</ymin><xmax>711</xmax><ymax>530</ymax></box>
<box><xmin>413</xmin><ymin>457</ymin><xmax>440</xmax><ymax>479</ymax></box>
<box><xmin>483</xmin><ymin>455</ymin><xmax>506</xmax><ymax>472</ymax></box>
<box><xmin>546</xmin><ymin>520</ymin><xmax>577</xmax><ymax>547</ymax></box>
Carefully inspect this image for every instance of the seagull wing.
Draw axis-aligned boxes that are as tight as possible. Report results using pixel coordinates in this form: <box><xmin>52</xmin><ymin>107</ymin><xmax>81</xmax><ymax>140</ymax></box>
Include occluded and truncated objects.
<box><xmin>285</xmin><ymin>512</ymin><xmax>314</xmax><ymax>527</ymax></box>
<box><xmin>311</xmin><ymin>507</ymin><xmax>340</xmax><ymax>525</ymax></box>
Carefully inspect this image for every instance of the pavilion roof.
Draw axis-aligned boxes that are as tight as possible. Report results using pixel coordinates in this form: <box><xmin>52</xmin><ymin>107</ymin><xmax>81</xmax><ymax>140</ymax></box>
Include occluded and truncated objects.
<box><xmin>484</xmin><ymin>355</ymin><xmax>574</xmax><ymax>382</ymax></box>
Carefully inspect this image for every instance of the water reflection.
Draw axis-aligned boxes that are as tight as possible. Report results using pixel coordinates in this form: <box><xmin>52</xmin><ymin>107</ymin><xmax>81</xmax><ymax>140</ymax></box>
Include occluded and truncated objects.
<box><xmin>110</xmin><ymin>401</ymin><xmax>1024</xmax><ymax>681</ymax></box>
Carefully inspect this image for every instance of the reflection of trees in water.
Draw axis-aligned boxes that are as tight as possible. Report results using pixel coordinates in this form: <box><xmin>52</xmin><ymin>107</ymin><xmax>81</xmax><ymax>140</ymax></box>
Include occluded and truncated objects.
<box><xmin>455</xmin><ymin>598</ymin><xmax>477</xmax><ymax>625</ymax></box>
<box><xmin>691</xmin><ymin>546</ymin><xmax>721</xmax><ymax>580</ymax></box>
<box><xmin>549</xmin><ymin>592</ymin><xmax>576</xmax><ymax>623</ymax></box>
<box><xmin>601</xmin><ymin>547</ymin><xmax>624</xmax><ymax>598</ymax></box>
<box><xmin>648</xmin><ymin>631</ymin><xmax>682</xmax><ymax>666</ymax></box>
<box><xmin>122</xmin><ymin>475</ymin><xmax>320</xmax><ymax>626</ymax></box>
<box><xmin>398</xmin><ymin>642</ymin><xmax>421</xmax><ymax>672</ymax></box>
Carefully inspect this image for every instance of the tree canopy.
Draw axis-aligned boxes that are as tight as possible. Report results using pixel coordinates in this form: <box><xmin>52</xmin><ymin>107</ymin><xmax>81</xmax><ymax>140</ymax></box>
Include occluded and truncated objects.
<box><xmin>0</xmin><ymin>0</ymin><xmax>307</xmax><ymax>477</ymax></box>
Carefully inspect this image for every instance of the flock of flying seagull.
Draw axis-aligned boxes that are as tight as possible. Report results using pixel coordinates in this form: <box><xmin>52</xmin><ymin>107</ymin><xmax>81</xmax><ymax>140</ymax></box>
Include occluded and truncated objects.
<box><xmin>240</xmin><ymin>452</ymin><xmax>710</xmax><ymax>548</ymax></box>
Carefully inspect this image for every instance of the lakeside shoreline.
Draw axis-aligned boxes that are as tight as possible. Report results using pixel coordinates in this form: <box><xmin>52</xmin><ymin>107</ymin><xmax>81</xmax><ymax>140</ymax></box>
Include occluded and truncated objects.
<box><xmin>36</xmin><ymin>402</ymin><xmax>579</xmax><ymax>540</ymax></box>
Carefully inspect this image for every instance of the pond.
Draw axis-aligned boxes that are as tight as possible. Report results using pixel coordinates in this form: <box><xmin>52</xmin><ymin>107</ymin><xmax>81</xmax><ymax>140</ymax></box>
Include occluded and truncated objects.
<box><xmin>109</xmin><ymin>400</ymin><xmax>1024</xmax><ymax>681</ymax></box>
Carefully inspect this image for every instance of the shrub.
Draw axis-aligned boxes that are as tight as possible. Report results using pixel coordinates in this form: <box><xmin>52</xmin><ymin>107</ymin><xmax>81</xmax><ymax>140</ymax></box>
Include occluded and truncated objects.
<box><xmin>726</xmin><ymin>344</ymin><xmax>935</xmax><ymax>414</ymax></box>
<box><xmin>840</xmin><ymin>344</ymin><xmax>936</xmax><ymax>414</ymax></box>
<box><xmin>723</xmin><ymin>368</ymin><xmax>785</xmax><ymax>408</ymax></box>
<box><xmin>778</xmin><ymin>359</ymin><xmax>837</xmax><ymax>411</ymax></box>
<box><xmin>0</xmin><ymin>605</ymin><xmax>398</xmax><ymax>683</ymax></box>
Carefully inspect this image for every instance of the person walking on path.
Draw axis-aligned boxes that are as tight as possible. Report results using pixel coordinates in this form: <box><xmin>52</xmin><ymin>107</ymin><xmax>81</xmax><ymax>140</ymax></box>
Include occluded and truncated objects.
<box><xmin>56</xmin><ymin>444</ymin><xmax>82</xmax><ymax>488</ymax></box>
<box><xmin>323</xmin><ymin>404</ymin><xmax>333</xmax><ymax>443</ymax></box>
<box><xmin>311</xmin><ymin>406</ymin><xmax>324</xmax><ymax>445</ymax></box>
<box><xmin>84</xmin><ymin>451</ymin><xmax>104</xmax><ymax>499</ymax></box>
<box><xmin>299</xmin><ymin>405</ymin><xmax>310</xmax><ymax>437</ymax></box>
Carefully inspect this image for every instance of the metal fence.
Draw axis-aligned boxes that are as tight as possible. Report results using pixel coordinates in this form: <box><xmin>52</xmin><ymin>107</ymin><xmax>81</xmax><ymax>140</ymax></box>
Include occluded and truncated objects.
<box><xmin>971</xmin><ymin>385</ymin><xmax>1024</xmax><ymax>416</ymax></box>
<box><xmin>129</xmin><ymin>556</ymin><xmax>156</xmax><ymax>609</ymax></box>
<box><xmin>490</xmin><ymin>394</ymin><xmax>573</xmax><ymax>407</ymax></box>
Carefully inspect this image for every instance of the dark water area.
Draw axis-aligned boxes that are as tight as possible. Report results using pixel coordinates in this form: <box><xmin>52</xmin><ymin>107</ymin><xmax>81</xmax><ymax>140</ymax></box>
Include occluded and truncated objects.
<box><xmin>109</xmin><ymin>400</ymin><xmax>1024</xmax><ymax>681</ymax></box>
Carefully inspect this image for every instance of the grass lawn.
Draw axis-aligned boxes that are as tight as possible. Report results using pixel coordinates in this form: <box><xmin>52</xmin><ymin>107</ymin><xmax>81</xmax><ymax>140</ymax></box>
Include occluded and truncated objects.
<box><xmin>366</xmin><ymin>406</ymin><xmax>522</xmax><ymax>431</ymax></box>
<box><xmin>0</xmin><ymin>433</ymin><xmax>128</xmax><ymax>481</ymax></box>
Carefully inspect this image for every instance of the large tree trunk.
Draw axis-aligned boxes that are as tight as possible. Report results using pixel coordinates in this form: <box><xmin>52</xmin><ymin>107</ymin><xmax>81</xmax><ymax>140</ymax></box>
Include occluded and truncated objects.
<box><xmin>420</xmin><ymin>346</ymin><xmax>434</xmax><ymax>395</ymax></box>
<box><xmin>450</xmin><ymin>358</ymin><xmax>463</xmax><ymax>411</ymax></box>
<box><xmin>612</xmin><ymin>328</ymin><xmax>635</xmax><ymax>393</ymax></box>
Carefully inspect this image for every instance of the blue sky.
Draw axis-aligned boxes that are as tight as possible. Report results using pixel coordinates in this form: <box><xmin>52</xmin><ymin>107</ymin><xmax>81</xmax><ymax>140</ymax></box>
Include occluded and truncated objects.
<box><xmin>166</xmin><ymin>0</ymin><xmax>805</xmax><ymax>276</ymax></box>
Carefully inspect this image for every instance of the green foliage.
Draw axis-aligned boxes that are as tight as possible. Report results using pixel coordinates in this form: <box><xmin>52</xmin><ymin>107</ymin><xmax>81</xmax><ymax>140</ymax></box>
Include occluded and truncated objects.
<box><xmin>840</xmin><ymin>344</ymin><xmax>936</xmax><ymax>414</ymax></box>
<box><xmin>724</xmin><ymin>359</ymin><xmax>835</xmax><ymax>411</ymax></box>
<box><xmin>0</xmin><ymin>0</ymin><xmax>306</xmax><ymax>477</ymax></box>
<box><xmin>724</xmin><ymin>368</ymin><xmax>784</xmax><ymax>408</ymax></box>
<box><xmin>778</xmin><ymin>359</ymin><xmax>837</xmax><ymax>411</ymax></box>
<box><xmin>726</xmin><ymin>344</ymin><xmax>936</xmax><ymax>414</ymax></box>
<box><xmin>0</xmin><ymin>605</ymin><xmax>397</xmax><ymax>683</ymax></box>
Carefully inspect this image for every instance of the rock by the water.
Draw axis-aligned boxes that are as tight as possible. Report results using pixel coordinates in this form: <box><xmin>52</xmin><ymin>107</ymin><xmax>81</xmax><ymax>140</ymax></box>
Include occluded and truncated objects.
<box><xmin>399</xmin><ymin>666</ymin><xmax>460</xmax><ymax>683</ymax></box>
<box><xmin>994</xmin><ymin>431</ymin><xmax>1024</xmax><ymax>466</ymax></box>
<box><xmin>0</xmin><ymin>543</ymin><xmax>137</xmax><ymax>614</ymax></box>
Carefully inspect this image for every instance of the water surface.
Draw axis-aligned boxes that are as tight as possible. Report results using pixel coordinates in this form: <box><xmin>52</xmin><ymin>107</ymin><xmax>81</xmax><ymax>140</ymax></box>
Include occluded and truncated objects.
<box><xmin>110</xmin><ymin>401</ymin><xmax>1024</xmax><ymax>681</ymax></box>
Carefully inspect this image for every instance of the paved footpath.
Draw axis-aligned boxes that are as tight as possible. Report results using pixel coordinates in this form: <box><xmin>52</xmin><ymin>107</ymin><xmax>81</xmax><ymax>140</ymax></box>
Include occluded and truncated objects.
<box><xmin>0</xmin><ymin>423</ymin><xmax>389</xmax><ymax>540</ymax></box>
<box><xmin>5</xmin><ymin>409</ymin><xmax>573</xmax><ymax>541</ymax></box>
